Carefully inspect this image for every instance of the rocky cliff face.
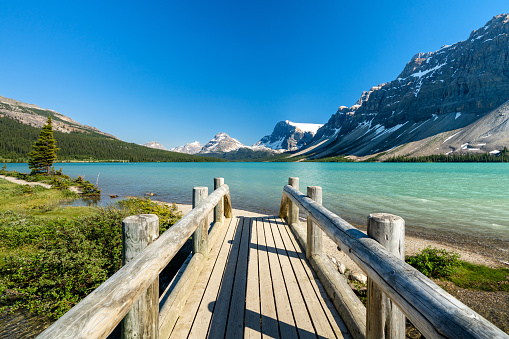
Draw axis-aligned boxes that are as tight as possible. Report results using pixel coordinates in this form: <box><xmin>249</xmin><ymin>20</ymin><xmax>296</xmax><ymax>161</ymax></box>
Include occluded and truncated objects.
<box><xmin>170</xmin><ymin>141</ymin><xmax>203</xmax><ymax>154</ymax></box>
<box><xmin>254</xmin><ymin>120</ymin><xmax>322</xmax><ymax>151</ymax></box>
<box><xmin>143</xmin><ymin>141</ymin><xmax>167</xmax><ymax>150</ymax></box>
<box><xmin>302</xmin><ymin>14</ymin><xmax>509</xmax><ymax>158</ymax></box>
<box><xmin>0</xmin><ymin>95</ymin><xmax>118</xmax><ymax>139</ymax></box>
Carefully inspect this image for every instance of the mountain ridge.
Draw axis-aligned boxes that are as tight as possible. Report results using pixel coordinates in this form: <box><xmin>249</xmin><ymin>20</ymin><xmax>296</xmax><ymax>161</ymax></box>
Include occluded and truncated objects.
<box><xmin>300</xmin><ymin>14</ymin><xmax>509</xmax><ymax>159</ymax></box>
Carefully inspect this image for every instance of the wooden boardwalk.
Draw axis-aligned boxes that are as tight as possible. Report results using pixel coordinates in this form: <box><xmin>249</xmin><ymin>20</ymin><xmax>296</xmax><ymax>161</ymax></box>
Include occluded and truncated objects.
<box><xmin>168</xmin><ymin>214</ymin><xmax>352</xmax><ymax>339</ymax></box>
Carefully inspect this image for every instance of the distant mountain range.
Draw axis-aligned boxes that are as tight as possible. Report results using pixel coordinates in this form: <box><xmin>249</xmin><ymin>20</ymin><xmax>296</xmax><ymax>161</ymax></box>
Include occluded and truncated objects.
<box><xmin>3</xmin><ymin>14</ymin><xmax>509</xmax><ymax>162</ymax></box>
<box><xmin>169</xmin><ymin>120</ymin><xmax>323</xmax><ymax>156</ymax></box>
<box><xmin>296</xmin><ymin>14</ymin><xmax>509</xmax><ymax>160</ymax></box>
<box><xmin>0</xmin><ymin>96</ymin><xmax>222</xmax><ymax>162</ymax></box>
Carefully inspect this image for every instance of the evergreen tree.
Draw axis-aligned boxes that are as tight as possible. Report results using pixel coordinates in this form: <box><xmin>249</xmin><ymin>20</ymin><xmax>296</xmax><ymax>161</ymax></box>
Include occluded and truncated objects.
<box><xmin>28</xmin><ymin>115</ymin><xmax>59</xmax><ymax>174</ymax></box>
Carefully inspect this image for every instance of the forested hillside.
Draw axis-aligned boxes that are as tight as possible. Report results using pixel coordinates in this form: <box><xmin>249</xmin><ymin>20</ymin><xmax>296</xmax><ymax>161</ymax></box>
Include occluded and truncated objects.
<box><xmin>0</xmin><ymin>116</ymin><xmax>224</xmax><ymax>162</ymax></box>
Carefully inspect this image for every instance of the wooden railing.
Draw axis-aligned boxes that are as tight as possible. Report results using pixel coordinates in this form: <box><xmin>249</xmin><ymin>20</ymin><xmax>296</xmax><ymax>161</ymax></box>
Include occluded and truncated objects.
<box><xmin>280</xmin><ymin>177</ymin><xmax>508</xmax><ymax>339</ymax></box>
<box><xmin>37</xmin><ymin>178</ymin><xmax>232</xmax><ymax>339</ymax></box>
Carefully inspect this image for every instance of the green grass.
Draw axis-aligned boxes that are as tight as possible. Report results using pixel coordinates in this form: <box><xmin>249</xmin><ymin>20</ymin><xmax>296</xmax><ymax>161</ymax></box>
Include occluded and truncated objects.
<box><xmin>406</xmin><ymin>247</ymin><xmax>509</xmax><ymax>292</ymax></box>
<box><xmin>450</xmin><ymin>262</ymin><xmax>509</xmax><ymax>292</ymax></box>
<box><xmin>0</xmin><ymin>191</ymin><xmax>182</xmax><ymax>319</ymax></box>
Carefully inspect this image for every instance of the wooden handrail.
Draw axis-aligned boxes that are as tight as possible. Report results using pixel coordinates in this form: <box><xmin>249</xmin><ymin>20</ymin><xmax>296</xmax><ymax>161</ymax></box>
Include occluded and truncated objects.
<box><xmin>37</xmin><ymin>184</ymin><xmax>232</xmax><ymax>339</ymax></box>
<box><xmin>281</xmin><ymin>184</ymin><xmax>508</xmax><ymax>339</ymax></box>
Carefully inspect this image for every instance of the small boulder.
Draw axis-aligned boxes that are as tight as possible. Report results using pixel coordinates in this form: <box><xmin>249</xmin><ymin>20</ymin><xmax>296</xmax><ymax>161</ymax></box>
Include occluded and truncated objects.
<box><xmin>338</xmin><ymin>263</ymin><xmax>347</xmax><ymax>274</ymax></box>
<box><xmin>350</xmin><ymin>272</ymin><xmax>367</xmax><ymax>285</ymax></box>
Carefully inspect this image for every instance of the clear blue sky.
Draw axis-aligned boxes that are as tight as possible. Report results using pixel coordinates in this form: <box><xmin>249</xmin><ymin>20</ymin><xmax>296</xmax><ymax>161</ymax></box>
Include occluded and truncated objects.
<box><xmin>1</xmin><ymin>1</ymin><xmax>507</xmax><ymax>148</ymax></box>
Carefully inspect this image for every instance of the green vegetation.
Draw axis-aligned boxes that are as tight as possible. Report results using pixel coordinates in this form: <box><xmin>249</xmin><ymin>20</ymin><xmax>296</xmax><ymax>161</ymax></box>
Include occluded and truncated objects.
<box><xmin>200</xmin><ymin>148</ymin><xmax>276</xmax><ymax>161</ymax></box>
<box><xmin>28</xmin><ymin>115</ymin><xmax>59</xmax><ymax>174</ymax></box>
<box><xmin>304</xmin><ymin>155</ymin><xmax>355</xmax><ymax>162</ymax></box>
<box><xmin>386</xmin><ymin>147</ymin><xmax>509</xmax><ymax>162</ymax></box>
<box><xmin>362</xmin><ymin>151</ymin><xmax>388</xmax><ymax>162</ymax></box>
<box><xmin>0</xmin><ymin>169</ymin><xmax>101</xmax><ymax>196</ymax></box>
<box><xmin>0</xmin><ymin>116</ymin><xmax>224</xmax><ymax>163</ymax></box>
<box><xmin>406</xmin><ymin>246</ymin><xmax>461</xmax><ymax>278</ymax></box>
<box><xmin>406</xmin><ymin>247</ymin><xmax>509</xmax><ymax>292</ymax></box>
<box><xmin>0</xmin><ymin>177</ymin><xmax>183</xmax><ymax>319</ymax></box>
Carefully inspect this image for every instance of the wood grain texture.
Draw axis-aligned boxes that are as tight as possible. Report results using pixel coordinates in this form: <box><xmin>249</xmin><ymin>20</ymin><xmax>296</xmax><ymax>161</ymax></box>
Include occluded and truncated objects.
<box><xmin>366</xmin><ymin>214</ymin><xmax>405</xmax><ymax>339</ymax></box>
<box><xmin>159</xmin><ymin>211</ymin><xmax>231</xmax><ymax>338</ymax></box>
<box><xmin>288</xmin><ymin>177</ymin><xmax>299</xmax><ymax>226</ymax></box>
<box><xmin>193</xmin><ymin>187</ymin><xmax>209</xmax><ymax>257</ymax></box>
<box><xmin>214</xmin><ymin>178</ymin><xmax>225</xmax><ymax>225</ymax></box>
<box><xmin>244</xmin><ymin>218</ymin><xmax>262</xmax><ymax>339</ymax></box>
<box><xmin>306</xmin><ymin>186</ymin><xmax>323</xmax><ymax>259</ymax></box>
<box><xmin>121</xmin><ymin>214</ymin><xmax>160</xmax><ymax>339</ymax></box>
<box><xmin>277</xmin><ymin>218</ymin><xmax>351</xmax><ymax>339</ymax></box>
<box><xmin>37</xmin><ymin>185</ymin><xmax>232</xmax><ymax>339</ymax></box>
<box><xmin>282</xmin><ymin>185</ymin><xmax>508</xmax><ymax>338</ymax></box>
<box><xmin>287</xmin><ymin>220</ymin><xmax>365</xmax><ymax>339</ymax></box>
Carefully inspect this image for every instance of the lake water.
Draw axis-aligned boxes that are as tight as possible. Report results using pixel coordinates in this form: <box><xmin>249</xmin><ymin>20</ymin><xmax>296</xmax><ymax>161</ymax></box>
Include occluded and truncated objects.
<box><xmin>5</xmin><ymin>162</ymin><xmax>509</xmax><ymax>242</ymax></box>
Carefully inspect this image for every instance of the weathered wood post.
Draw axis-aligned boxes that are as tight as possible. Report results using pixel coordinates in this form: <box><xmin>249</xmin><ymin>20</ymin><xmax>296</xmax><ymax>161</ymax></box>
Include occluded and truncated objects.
<box><xmin>193</xmin><ymin>187</ymin><xmax>209</xmax><ymax>257</ymax></box>
<box><xmin>288</xmin><ymin>177</ymin><xmax>299</xmax><ymax>225</ymax></box>
<box><xmin>121</xmin><ymin>214</ymin><xmax>160</xmax><ymax>339</ymax></box>
<box><xmin>214</xmin><ymin>178</ymin><xmax>224</xmax><ymax>225</ymax></box>
<box><xmin>306</xmin><ymin>186</ymin><xmax>323</xmax><ymax>259</ymax></box>
<box><xmin>366</xmin><ymin>213</ymin><xmax>406</xmax><ymax>339</ymax></box>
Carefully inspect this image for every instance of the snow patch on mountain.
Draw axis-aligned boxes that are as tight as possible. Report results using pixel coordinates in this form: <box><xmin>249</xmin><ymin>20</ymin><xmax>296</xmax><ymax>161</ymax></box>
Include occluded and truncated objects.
<box><xmin>143</xmin><ymin>141</ymin><xmax>167</xmax><ymax>150</ymax></box>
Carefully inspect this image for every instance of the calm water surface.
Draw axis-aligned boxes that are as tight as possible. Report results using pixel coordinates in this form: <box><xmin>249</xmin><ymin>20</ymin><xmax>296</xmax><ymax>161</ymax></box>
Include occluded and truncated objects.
<box><xmin>6</xmin><ymin>162</ymin><xmax>509</xmax><ymax>242</ymax></box>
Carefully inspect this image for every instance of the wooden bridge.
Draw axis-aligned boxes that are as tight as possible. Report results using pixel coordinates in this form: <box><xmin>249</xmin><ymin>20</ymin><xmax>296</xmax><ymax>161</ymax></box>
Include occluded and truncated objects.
<box><xmin>38</xmin><ymin>178</ymin><xmax>508</xmax><ymax>339</ymax></box>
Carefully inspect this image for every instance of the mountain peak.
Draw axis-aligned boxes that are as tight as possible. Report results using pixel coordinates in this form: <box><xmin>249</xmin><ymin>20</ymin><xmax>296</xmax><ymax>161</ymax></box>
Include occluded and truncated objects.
<box><xmin>255</xmin><ymin>120</ymin><xmax>322</xmax><ymax>151</ymax></box>
<box><xmin>300</xmin><ymin>14</ymin><xmax>509</xmax><ymax>159</ymax></box>
<box><xmin>200</xmin><ymin>132</ymin><xmax>245</xmax><ymax>153</ymax></box>
<box><xmin>170</xmin><ymin>141</ymin><xmax>203</xmax><ymax>154</ymax></box>
<box><xmin>143</xmin><ymin>141</ymin><xmax>167</xmax><ymax>150</ymax></box>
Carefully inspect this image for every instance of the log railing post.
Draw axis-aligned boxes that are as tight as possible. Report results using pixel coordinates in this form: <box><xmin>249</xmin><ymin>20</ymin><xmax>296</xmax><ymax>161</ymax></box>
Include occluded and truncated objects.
<box><xmin>288</xmin><ymin>177</ymin><xmax>299</xmax><ymax>225</ymax></box>
<box><xmin>366</xmin><ymin>213</ymin><xmax>405</xmax><ymax>339</ymax></box>
<box><xmin>214</xmin><ymin>178</ymin><xmax>224</xmax><ymax>225</ymax></box>
<box><xmin>121</xmin><ymin>214</ymin><xmax>160</xmax><ymax>339</ymax></box>
<box><xmin>193</xmin><ymin>187</ymin><xmax>209</xmax><ymax>257</ymax></box>
<box><xmin>306</xmin><ymin>186</ymin><xmax>323</xmax><ymax>259</ymax></box>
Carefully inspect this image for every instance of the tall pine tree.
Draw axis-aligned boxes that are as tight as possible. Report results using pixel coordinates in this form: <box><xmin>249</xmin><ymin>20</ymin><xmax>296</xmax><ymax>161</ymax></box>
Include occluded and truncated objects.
<box><xmin>28</xmin><ymin>115</ymin><xmax>59</xmax><ymax>174</ymax></box>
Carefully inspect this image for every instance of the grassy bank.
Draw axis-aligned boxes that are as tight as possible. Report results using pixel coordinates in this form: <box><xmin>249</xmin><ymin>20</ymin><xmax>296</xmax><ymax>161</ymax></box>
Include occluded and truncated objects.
<box><xmin>0</xmin><ymin>177</ymin><xmax>182</xmax><ymax>319</ymax></box>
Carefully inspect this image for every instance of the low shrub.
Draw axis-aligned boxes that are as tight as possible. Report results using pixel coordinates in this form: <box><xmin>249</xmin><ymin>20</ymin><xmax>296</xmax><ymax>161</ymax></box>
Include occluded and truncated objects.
<box><xmin>406</xmin><ymin>246</ymin><xmax>461</xmax><ymax>278</ymax></box>
<box><xmin>0</xmin><ymin>199</ymin><xmax>182</xmax><ymax>319</ymax></box>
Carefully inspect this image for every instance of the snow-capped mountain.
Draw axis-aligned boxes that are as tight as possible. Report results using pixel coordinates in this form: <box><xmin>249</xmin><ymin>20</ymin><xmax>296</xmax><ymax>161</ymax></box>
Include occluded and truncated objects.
<box><xmin>299</xmin><ymin>14</ymin><xmax>509</xmax><ymax>159</ymax></box>
<box><xmin>199</xmin><ymin>133</ymin><xmax>245</xmax><ymax>153</ymax></box>
<box><xmin>170</xmin><ymin>141</ymin><xmax>202</xmax><ymax>154</ymax></box>
<box><xmin>143</xmin><ymin>141</ymin><xmax>167</xmax><ymax>150</ymax></box>
<box><xmin>254</xmin><ymin>120</ymin><xmax>323</xmax><ymax>151</ymax></box>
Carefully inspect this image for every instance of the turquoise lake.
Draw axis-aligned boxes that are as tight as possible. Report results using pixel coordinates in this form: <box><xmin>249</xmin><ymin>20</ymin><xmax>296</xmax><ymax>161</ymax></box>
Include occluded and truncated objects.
<box><xmin>5</xmin><ymin>162</ymin><xmax>509</xmax><ymax>242</ymax></box>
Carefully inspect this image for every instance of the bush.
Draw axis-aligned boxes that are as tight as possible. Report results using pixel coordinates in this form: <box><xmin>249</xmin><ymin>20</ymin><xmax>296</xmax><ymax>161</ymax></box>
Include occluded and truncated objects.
<box><xmin>117</xmin><ymin>198</ymin><xmax>183</xmax><ymax>234</ymax></box>
<box><xmin>406</xmin><ymin>246</ymin><xmax>461</xmax><ymax>278</ymax></box>
<box><xmin>0</xmin><ymin>199</ymin><xmax>182</xmax><ymax>319</ymax></box>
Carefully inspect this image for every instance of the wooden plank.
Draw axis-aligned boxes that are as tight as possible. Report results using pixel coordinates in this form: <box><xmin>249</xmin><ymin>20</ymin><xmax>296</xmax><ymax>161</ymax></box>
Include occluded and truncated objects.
<box><xmin>266</xmin><ymin>217</ymin><xmax>316</xmax><ymax>339</ymax></box>
<box><xmin>170</xmin><ymin>217</ymin><xmax>237</xmax><ymax>338</ymax></box>
<box><xmin>256</xmin><ymin>217</ymin><xmax>279</xmax><ymax>339</ymax></box>
<box><xmin>225</xmin><ymin>217</ymin><xmax>252</xmax><ymax>338</ymax></box>
<box><xmin>206</xmin><ymin>216</ymin><xmax>246</xmax><ymax>338</ymax></box>
<box><xmin>285</xmin><ymin>217</ymin><xmax>364</xmax><ymax>339</ymax></box>
<box><xmin>244</xmin><ymin>217</ymin><xmax>261</xmax><ymax>339</ymax></box>
<box><xmin>38</xmin><ymin>185</ymin><xmax>232</xmax><ymax>339</ymax></box>
<box><xmin>283</xmin><ymin>185</ymin><xmax>508</xmax><ymax>338</ymax></box>
<box><xmin>271</xmin><ymin>216</ymin><xmax>345</xmax><ymax>339</ymax></box>
<box><xmin>278</xmin><ymin>216</ymin><xmax>353</xmax><ymax>339</ymax></box>
<box><xmin>262</xmin><ymin>217</ymin><xmax>298</xmax><ymax>339</ymax></box>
